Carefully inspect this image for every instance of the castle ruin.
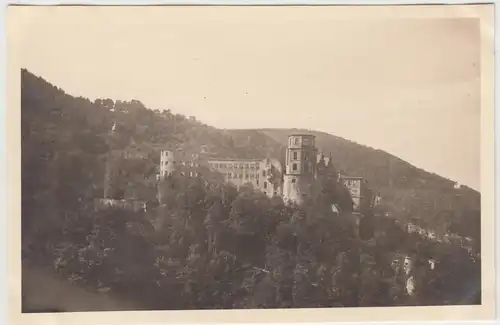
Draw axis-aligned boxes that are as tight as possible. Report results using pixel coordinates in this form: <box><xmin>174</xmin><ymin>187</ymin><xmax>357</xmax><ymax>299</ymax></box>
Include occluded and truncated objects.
<box><xmin>157</xmin><ymin>133</ymin><xmax>373</xmax><ymax>210</ymax></box>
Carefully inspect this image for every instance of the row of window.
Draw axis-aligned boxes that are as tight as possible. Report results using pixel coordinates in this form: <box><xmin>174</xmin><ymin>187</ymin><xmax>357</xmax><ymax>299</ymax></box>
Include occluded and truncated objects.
<box><xmin>288</xmin><ymin>151</ymin><xmax>316</xmax><ymax>161</ymax></box>
<box><xmin>287</xmin><ymin>162</ymin><xmax>316</xmax><ymax>173</ymax></box>
<box><xmin>211</xmin><ymin>162</ymin><xmax>260</xmax><ymax>170</ymax></box>
<box><xmin>160</xmin><ymin>171</ymin><xmax>202</xmax><ymax>177</ymax></box>
<box><xmin>217</xmin><ymin>166</ymin><xmax>271</xmax><ymax>178</ymax></box>
<box><xmin>161</xmin><ymin>160</ymin><xmax>200</xmax><ymax>168</ymax></box>
<box><xmin>181</xmin><ymin>171</ymin><xmax>201</xmax><ymax>177</ymax></box>
<box><xmin>289</xmin><ymin>137</ymin><xmax>313</xmax><ymax>146</ymax></box>
<box><xmin>226</xmin><ymin>172</ymin><xmax>261</xmax><ymax>180</ymax></box>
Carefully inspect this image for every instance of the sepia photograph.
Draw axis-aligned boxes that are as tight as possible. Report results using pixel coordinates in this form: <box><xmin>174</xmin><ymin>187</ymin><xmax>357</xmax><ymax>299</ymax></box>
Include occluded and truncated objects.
<box><xmin>6</xmin><ymin>3</ymin><xmax>495</xmax><ymax>324</ymax></box>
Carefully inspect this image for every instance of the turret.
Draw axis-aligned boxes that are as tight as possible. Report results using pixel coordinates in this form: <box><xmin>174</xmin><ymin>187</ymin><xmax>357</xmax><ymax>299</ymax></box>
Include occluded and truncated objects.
<box><xmin>283</xmin><ymin>134</ymin><xmax>317</xmax><ymax>205</ymax></box>
<box><xmin>159</xmin><ymin>150</ymin><xmax>176</xmax><ymax>180</ymax></box>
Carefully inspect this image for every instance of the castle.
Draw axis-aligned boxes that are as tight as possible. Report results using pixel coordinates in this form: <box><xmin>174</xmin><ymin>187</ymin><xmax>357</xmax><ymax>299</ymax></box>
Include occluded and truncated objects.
<box><xmin>95</xmin><ymin>118</ymin><xmax>375</xmax><ymax>215</ymax></box>
<box><xmin>158</xmin><ymin>133</ymin><xmax>373</xmax><ymax>211</ymax></box>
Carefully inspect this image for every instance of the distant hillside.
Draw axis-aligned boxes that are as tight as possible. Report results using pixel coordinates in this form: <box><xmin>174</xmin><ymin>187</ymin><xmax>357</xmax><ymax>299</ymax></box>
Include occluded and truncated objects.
<box><xmin>226</xmin><ymin>128</ymin><xmax>480</xmax><ymax>237</ymax></box>
<box><xmin>21</xmin><ymin>69</ymin><xmax>480</xmax><ymax>240</ymax></box>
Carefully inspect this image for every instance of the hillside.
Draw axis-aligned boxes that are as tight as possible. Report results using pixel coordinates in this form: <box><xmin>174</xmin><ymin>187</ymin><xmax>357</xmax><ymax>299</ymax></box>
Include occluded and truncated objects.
<box><xmin>225</xmin><ymin>128</ymin><xmax>480</xmax><ymax>239</ymax></box>
<box><xmin>21</xmin><ymin>68</ymin><xmax>480</xmax><ymax>240</ymax></box>
<box><xmin>21</xmin><ymin>69</ymin><xmax>481</xmax><ymax>310</ymax></box>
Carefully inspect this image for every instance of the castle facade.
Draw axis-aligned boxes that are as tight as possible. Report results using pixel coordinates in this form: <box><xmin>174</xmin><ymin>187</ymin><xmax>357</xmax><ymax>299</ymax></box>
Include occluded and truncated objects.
<box><xmin>157</xmin><ymin>134</ymin><xmax>372</xmax><ymax>210</ymax></box>
<box><xmin>208</xmin><ymin>157</ymin><xmax>283</xmax><ymax>198</ymax></box>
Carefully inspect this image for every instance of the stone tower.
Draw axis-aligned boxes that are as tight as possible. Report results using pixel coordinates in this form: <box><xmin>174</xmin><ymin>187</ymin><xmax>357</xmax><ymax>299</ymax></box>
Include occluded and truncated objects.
<box><xmin>159</xmin><ymin>149</ymin><xmax>176</xmax><ymax>180</ymax></box>
<box><xmin>157</xmin><ymin>149</ymin><xmax>176</xmax><ymax>206</ymax></box>
<box><xmin>282</xmin><ymin>134</ymin><xmax>317</xmax><ymax>205</ymax></box>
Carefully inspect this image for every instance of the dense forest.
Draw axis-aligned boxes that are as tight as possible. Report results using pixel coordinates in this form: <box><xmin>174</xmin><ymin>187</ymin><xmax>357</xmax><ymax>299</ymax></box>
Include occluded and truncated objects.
<box><xmin>21</xmin><ymin>69</ymin><xmax>481</xmax><ymax>311</ymax></box>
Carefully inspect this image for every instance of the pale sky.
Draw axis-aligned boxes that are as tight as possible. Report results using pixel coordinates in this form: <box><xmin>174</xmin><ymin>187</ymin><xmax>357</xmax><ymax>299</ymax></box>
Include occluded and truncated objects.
<box><xmin>17</xmin><ymin>6</ymin><xmax>488</xmax><ymax>191</ymax></box>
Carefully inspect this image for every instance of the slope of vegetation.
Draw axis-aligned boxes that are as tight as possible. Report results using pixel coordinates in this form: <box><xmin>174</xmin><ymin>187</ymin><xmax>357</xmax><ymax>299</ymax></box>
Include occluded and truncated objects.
<box><xmin>226</xmin><ymin>128</ymin><xmax>481</xmax><ymax>240</ymax></box>
<box><xmin>21</xmin><ymin>69</ymin><xmax>480</xmax><ymax>311</ymax></box>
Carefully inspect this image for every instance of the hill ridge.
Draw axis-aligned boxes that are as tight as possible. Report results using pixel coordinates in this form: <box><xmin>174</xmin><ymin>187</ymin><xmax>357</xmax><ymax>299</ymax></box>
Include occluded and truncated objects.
<box><xmin>21</xmin><ymin>68</ymin><xmax>480</xmax><ymax>238</ymax></box>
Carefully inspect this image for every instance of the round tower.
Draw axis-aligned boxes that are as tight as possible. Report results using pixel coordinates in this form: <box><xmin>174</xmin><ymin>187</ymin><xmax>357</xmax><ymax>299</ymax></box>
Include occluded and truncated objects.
<box><xmin>282</xmin><ymin>134</ymin><xmax>317</xmax><ymax>205</ymax></box>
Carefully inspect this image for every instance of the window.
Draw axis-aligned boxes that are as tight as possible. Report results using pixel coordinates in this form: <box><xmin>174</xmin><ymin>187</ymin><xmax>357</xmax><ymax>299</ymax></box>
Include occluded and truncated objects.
<box><xmin>245</xmin><ymin>174</ymin><xmax>249</xmax><ymax>180</ymax></box>
<box><xmin>264</xmin><ymin>181</ymin><xmax>268</xmax><ymax>189</ymax></box>
<box><xmin>228</xmin><ymin>173</ymin><xmax>232</xmax><ymax>179</ymax></box>
<box><xmin>262</xmin><ymin>170</ymin><xmax>266</xmax><ymax>177</ymax></box>
<box><xmin>189</xmin><ymin>171</ymin><xmax>193</xmax><ymax>177</ymax></box>
<box><xmin>239</xmin><ymin>163</ymin><xmax>244</xmax><ymax>168</ymax></box>
<box><xmin>239</xmin><ymin>173</ymin><xmax>243</xmax><ymax>179</ymax></box>
<box><xmin>293</xmin><ymin>152</ymin><xmax>298</xmax><ymax>160</ymax></box>
<box><xmin>250</xmin><ymin>173</ymin><xmax>254</xmax><ymax>179</ymax></box>
<box><xmin>292</xmin><ymin>163</ymin><xmax>298</xmax><ymax>171</ymax></box>
<box><xmin>294</xmin><ymin>137</ymin><xmax>300</xmax><ymax>145</ymax></box>
<box><xmin>292</xmin><ymin>178</ymin><xmax>296</xmax><ymax>183</ymax></box>
<box><xmin>256</xmin><ymin>179</ymin><xmax>259</xmax><ymax>186</ymax></box>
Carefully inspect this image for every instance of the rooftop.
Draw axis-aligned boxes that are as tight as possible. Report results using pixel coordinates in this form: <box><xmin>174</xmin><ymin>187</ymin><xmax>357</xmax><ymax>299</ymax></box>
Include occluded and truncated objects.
<box><xmin>341</xmin><ymin>175</ymin><xmax>364</xmax><ymax>180</ymax></box>
<box><xmin>288</xmin><ymin>134</ymin><xmax>316</xmax><ymax>138</ymax></box>
<box><xmin>208</xmin><ymin>158</ymin><xmax>264</xmax><ymax>162</ymax></box>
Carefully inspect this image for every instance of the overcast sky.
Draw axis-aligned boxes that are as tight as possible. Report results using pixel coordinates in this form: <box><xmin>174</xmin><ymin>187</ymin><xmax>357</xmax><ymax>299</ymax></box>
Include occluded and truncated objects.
<box><xmin>18</xmin><ymin>6</ymin><xmax>488</xmax><ymax>191</ymax></box>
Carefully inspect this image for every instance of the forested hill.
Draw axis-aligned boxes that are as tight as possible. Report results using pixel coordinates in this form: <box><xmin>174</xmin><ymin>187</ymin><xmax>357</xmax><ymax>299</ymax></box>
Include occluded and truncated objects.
<box><xmin>21</xmin><ymin>68</ymin><xmax>482</xmax><ymax>310</ymax></box>
<box><xmin>258</xmin><ymin>129</ymin><xmax>480</xmax><ymax>228</ymax></box>
<box><xmin>21</xmin><ymin>69</ymin><xmax>480</xmax><ymax>240</ymax></box>
<box><xmin>221</xmin><ymin>126</ymin><xmax>480</xmax><ymax>239</ymax></box>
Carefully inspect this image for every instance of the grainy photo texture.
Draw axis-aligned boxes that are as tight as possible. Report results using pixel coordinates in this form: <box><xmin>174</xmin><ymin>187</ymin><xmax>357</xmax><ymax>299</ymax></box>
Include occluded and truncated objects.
<box><xmin>9</xmin><ymin>4</ymin><xmax>494</xmax><ymax>321</ymax></box>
